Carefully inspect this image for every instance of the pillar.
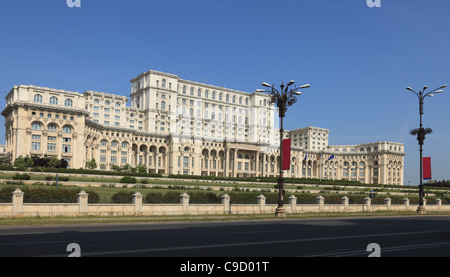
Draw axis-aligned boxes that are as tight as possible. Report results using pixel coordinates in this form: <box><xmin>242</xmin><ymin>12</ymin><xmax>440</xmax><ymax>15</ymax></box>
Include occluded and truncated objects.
<box><xmin>133</xmin><ymin>192</ymin><xmax>143</xmax><ymax>214</ymax></box>
<box><xmin>77</xmin><ymin>190</ymin><xmax>89</xmax><ymax>214</ymax></box>
<box><xmin>12</xmin><ymin>189</ymin><xmax>24</xmax><ymax>216</ymax></box>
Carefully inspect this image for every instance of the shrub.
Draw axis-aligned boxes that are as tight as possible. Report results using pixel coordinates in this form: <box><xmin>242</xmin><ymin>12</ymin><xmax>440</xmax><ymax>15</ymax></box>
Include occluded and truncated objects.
<box><xmin>111</xmin><ymin>191</ymin><xmax>134</xmax><ymax>203</ymax></box>
<box><xmin>12</xmin><ymin>173</ymin><xmax>30</xmax><ymax>180</ymax></box>
<box><xmin>44</xmin><ymin>176</ymin><xmax>70</xmax><ymax>181</ymax></box>
<box><xmin>120</xmin><ymin>176</ymin><xmax>137</xmax><ymax>184</ymax></box>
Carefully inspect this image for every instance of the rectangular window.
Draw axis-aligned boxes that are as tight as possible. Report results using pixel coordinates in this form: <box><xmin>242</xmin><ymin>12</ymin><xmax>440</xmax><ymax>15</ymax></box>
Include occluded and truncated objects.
<box><xmin>32</xmin><ymin>135</ymin><xmax>41</xmax><ymax>140</ymax></box>
<box><xmin>100</xmin><ymin>155</ymin><xmax>106</xmax><ymax>162</ymax></box>
<box><xmin>47</xmin><ymin>143</ymin><xmax>56</xmax><ymax>152</ymax></box>
<box><xmin>121</xmin><ymin>157</ymin><xmax>127</xmax><ymax>164</ymax></box>
<box><xmin>111</xmin><ymin>156</ymin><xmax>117</xmax><ymax>163</ymax></box>
<box><xmin>62</xmin><ymin>144</ymin><xmax>71</xmax><ymax>153</ymax></box>
<box><xmin>31</xmin><ymin>142</ymin><xmax>41</xmax><ymax>151</ymax></box>
<box><xmin>183</xmin><ymin>157</ymin><xmax>189</xmax><ymax>167</ymax></box>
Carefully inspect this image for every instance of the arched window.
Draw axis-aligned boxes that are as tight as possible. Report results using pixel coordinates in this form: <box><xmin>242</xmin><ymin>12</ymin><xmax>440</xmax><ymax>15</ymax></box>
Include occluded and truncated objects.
<box><xmin>101</xmin><ymin>140</ymin><xmax>108</xmax><ymax>146</ymax></box>
<box><xmin>31</xmin><ymin>122</ymin><xmax>42</xmax><ymax>130</ymax></box>
<box><xmin>105</xmin><ymin>100</ymin><xmax>110</xmax><ymax>106</ymax></box>
<box><xmin>121</xmin><ymin>142</ymin><xmax>128</xmax><ymax>148</ymax></box>
<box><xmin>49</xmin><ymin>96</ymin><xmax>58</xmax><ymax>105</ymax></box>
<box><xmin>48</xmin><ymin>124</ymin><xmax>58</xmax><ymax>132</ymax></box>
<box><xmin>183</xmin><ymin>86</ymin><xmax>187</xmax><ymax>94</ymax></box>
<box><xmin>115</xmin><ymin>102</ymin><xmax>121</xmax><ymax>107</ymax></box>
<box><xmin>212</xmin><ymin>91</ymin><xmax>216</xmax><ymax>100</ymax></box>
<box><xmin>62</xmin><ymin>125</ymin><xmax>72</xmax><ymax>134</ymax></box>
<box><xmin>64</xmin><ymin>99</ymin><xmax>73</xmax><ymax>107</ymax></box>
<box><xmin>161</xmin><ymin>101</ymin><xmax>166</xmax><ymax>110</ymax></box>
<box><xmin>226</xmin><ymin>94</ymin><xmax>230</xmax><ymax>102</ymax></box>
<box><xmin>111</xmin><ymin>141</ymin><xmax>118</xmax><ymax>147</ymax></box>
<box><xmin>239</xmin><ymin>97</ymin><xmax>243</xmax><ymax>104</ymax></box>
<box><xmin>219</xmin><ymin>93</ymin><xmax>223</xmax><ymax>101</ymax></box>
<box><xmin>198</xmin><ymin>89</ymin><xmax>202</xmax><ymax>97</ymax></box>
<box><xmin>162</xmin><ymin>79</ymin><xmax>166</xmax><ymax>88</ymax></box>
<box><xmin>232</xmin><ymin>96</ymin><xmax>236</xmax><ymax>103</ymax></box>
<box><xmin>245</xmin><ymin>98</ymin><xmax>249</xmax><ymax>105</ymax></box>
<box><xmin>33</xmin><ymin>94</ymin><xmax>43</xmax><ymax>103</ymax></box>
<box><xmin>205</xmin><ymin>90</ymin><xmax>209</xmax><ymax>99</ymax></box>
<box><xmin>94</xmin><ymin>98</ymin><xmax>100</xmax><ymax>104</ymax></box>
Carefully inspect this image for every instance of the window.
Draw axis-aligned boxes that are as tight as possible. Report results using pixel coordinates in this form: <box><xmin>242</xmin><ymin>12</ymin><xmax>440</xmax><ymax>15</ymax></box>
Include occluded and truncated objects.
<box><xmin>64</xmin><ymin>99</ymin><xmax>73</xmax><ymax>107</ymax></box>
<box><xmin>94</xmin><ymin>99</ymin><xmax>100</xmax><ymax>104</ymax></box>
<box><xmin>33</xmin><ymin>94</ymin><xmax>43</xmax><ymax>103</ymax></box>
<box><xmin>32</xmin><ymin>135</ymin><xmax>41</xmax><ymax>140</ymax></box>
<box><xmin>49</xmin><ymin>96</ymin><xmax>58</xmax><ymax>105</ymax></box>
<box><xmin>121</xmin><ymin>142</ymin><xmax>128</xmax><ymax>148</ymax></box>
<box><xmin>105</xmin><ymin>100</ymin><xmax>110</xmax><ymax>106</ymax></box>
<box><xmin>62</xmin><ymin>144</ymin><xmax>71</xmax><ymax>153</ymax></box>
<box><xmin>31</xmin><ymin>142</ymin><xmax>41</xmax><ymax>151</ymax></box>
<box><xmin>32</xmin><ymin>122</ymin><xmax>41</xmax><ymax>130</ymax></box>
<box><xmin>62</xmin><ymin>126</ymin><xmax>72</xmax><ymax>133</ymax></box>
<box><xmin>161</xmin><ymin>101</ymin><xmax>166</xmax><ymax>110</ymax></box>
<box><xmin>162</xmin><ymin>79</ymin><xmax>166</xmax><ymax>88</ymax></box>
<box><xmin>48</xmin><ymin>124</ymin><xmax>57</xmax><ymax>132</ymax></box>
<box><xmin>183</xmin><ymin>157</ymin><xmax>189</xmax><ymax>167</ymax></box>
<box><xmin>48</xmin><ymin>136</ymin><xmax>56</xmax><ymax>141</ymax></box>
<box><xmin>101</xmin><ymin>140</ymin><xmax>108</xmax><ymax>146</ymax></box>
<box><xmin>47</xmin><ymin>143</ymin><xmax>56</xmax><ymax>152</ymax></box>
<box><xmin>111</xmin><ymin>141</ymin><xmax>118</xmax><ymax>147</ymax></box>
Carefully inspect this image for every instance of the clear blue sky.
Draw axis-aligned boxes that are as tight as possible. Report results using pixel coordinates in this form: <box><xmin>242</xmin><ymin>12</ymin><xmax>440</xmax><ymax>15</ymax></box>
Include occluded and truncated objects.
<box><xmin>1</xmin><ymin>0</ymin><xmax>449</xmax><ymax>185</ymax></box>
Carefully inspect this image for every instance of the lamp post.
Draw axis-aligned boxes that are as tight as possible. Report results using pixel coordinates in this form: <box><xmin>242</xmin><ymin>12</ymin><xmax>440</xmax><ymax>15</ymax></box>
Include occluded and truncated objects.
<box><xmin>257</xmin><ymin>80</ymin><xmax>310</xmax><ymax>217</ymax></box>
<box><xmin>406</xmin><ymin>84</ymin><xmax>446</xmax><ymax>214</ymax></box>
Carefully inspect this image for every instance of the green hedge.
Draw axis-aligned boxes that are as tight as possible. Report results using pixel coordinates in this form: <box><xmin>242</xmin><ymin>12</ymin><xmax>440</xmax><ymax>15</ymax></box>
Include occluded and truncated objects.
<box><xmin>120</xmin><ymin>176</ymin><xmax>137</xmax><ymax>184</ymax></box>
<box><xmin>12</xmin><ymin>173</ymin><xmax>30</xmax><ymax>180</ymax></box>
<box><xmin>0</xmin><ymin>187</ymin><xmax>99</xmax><ymax>203</ymax></box>
<box><xmin>111</xmin><ymin>191</ymin><xmax>134</xmax><ymax>203</ymax></box>
<box><xmin>142</xmin><ymin>191</ymin><xmax>445</xmax><ymax>205</ymax></box>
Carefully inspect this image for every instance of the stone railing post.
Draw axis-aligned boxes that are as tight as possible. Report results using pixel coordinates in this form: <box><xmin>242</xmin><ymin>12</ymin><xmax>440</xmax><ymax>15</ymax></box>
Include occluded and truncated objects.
<box><xmin>289</xmin><ymin>195</ymin><xmax>297</xmax><ymax>213</ymax></box>
<box><xmin>180</xmin><ymin>193</ymin><xmax>190</xmax><ymax>214</ymax></box>
<box><xmin>316</xmin><ymin>196</ymin><xmax>324</xmax><ymax>211</ymax></box>
<box><xmin>435</xmin><ymin>198</ymin><xmax>442</xmax><ymax>209</ymax></box>
<box><xmin>132</xmin><ymin>192</ymin><xmax>143</xmax><ymax>214</ymax></box>
<box><xmin>364</xmin><ymin>197</ymin><xmax>372</xmax><ymax>212</ymax></box>
<box><xmin>12</xmin><ymin>189</ymin><xmax>24</xmax><ymax>216</ymax></box>
<box><xmin>341</xmin><ymin>196</ymin><xmax>349</xmax><ymax>211</ymax></box>
<box><xmin>257</xmin><ymin>194</ymin><xmax>266</xmax><ymax>213</ymax></box>
<box><xmin>384</xmin><ymin>197</ymin><xmax>391</xmax><ymax>210</ymax></box>
<box><xmin>402</xmin><ymin>197</ymin><xmax>410</xmax><ymax>210</ymax></box>
<box><xmin>221</xmin><ymin>194</ymin><xmax>230</xmax><ymax>214</ymax></box>
<box><xmin>77</xmin><ymin>190</ymin><xmax>89</xmax><ymax>214</ymax></box>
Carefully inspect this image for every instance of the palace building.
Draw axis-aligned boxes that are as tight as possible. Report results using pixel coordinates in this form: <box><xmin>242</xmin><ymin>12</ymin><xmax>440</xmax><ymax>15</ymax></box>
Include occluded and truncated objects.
<box><xmin>1</xmin><ymin>69</ymin><xmax>405</xmax><ymax>185</ymax></box>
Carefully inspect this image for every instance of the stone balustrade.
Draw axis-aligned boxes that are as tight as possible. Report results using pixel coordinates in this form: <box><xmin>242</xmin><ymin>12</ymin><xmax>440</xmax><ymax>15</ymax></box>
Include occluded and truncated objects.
<box><xmin>1</xmin><ymin>189</ymin><xmax>450</xmax><ymax>217</ymax></box>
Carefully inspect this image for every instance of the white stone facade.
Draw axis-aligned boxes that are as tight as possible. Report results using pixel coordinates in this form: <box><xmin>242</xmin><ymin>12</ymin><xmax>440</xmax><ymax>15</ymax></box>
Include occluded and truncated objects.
<box><xmin>1</xmin><ymin>69</ymin><xmax>405</xmax><ymax>185</ymax></box>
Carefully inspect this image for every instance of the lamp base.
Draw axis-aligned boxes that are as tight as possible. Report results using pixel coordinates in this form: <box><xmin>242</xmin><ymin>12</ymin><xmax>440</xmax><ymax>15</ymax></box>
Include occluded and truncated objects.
<box><xmin>417</xmin><ymin>205</ymin><xmax>427</xmax><ymax>214</ymax></box>
<box><xmin>275</xmin><ymin>207</ymin><xmax>286</xmax><ymax>218</ymax></box>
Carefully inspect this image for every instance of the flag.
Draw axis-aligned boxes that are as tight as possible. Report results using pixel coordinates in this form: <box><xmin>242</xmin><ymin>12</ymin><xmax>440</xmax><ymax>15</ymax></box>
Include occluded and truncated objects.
<box><xmin>304</xmin><ymin>153</ymin><xmax>308</xmax><ymax>160</ymax></box>
<box><xmin>317</xmin><ymin>154</ymin><xmax>321</xmax><ymax>161</ymax></box>
<box><xmin>282</xmin><ymin>139</ymin><xmax>291</xmax><ymax>170</ymax></box>
<box><xmin>423</xmin><ymin>157</ymin><xmax>431</xmax><ymax>180</ymax></box>
<box><xmin>328</xmin><ymin>154</ymin><xmax>335</xmax><ymax>160</ymax></box>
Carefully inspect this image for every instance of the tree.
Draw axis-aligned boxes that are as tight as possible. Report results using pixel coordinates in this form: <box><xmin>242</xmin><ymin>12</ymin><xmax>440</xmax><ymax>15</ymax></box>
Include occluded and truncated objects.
<box><xmin>47</xmin><ymin>155</ymin><xmax>62</xmax><ymax>168</ymax></box>
<box><xmin>14</xmin><ymin>156</ymin><xmax>26</xmax><ymax>167</ymax></box>
<box><xmin>86</xmin><ymin>158</ymin><xmax>98</xmax><ymax>170</ymax></box>
<box><xmin>136</xmin><ymin>164</ymin><xmax>147</xmax><ymax>174</ymax></box>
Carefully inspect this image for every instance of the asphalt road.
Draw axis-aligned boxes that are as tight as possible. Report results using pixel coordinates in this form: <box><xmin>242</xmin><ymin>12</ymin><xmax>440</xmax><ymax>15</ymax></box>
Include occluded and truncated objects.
<box><xmin>1</xmin><ymin>216</ymin><xmax>450</xmax><ymax>259</ymax></box>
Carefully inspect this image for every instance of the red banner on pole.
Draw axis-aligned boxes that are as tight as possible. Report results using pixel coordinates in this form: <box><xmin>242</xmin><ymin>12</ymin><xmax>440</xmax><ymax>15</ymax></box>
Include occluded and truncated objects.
<box><xmin>282</xmin><ymin>139</ymin><xmax>291</xmax><ymax>170</ymax></box>
<box><xmin>423</xmin><ymin>157</ymin><xmax>431</xmax><ymax>180</ymax></box>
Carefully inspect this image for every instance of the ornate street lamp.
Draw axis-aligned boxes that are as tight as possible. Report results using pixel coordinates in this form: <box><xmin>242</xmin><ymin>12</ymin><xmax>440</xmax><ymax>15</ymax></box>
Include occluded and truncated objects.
<box><xmin>406</xmin><ymin>84</ymin><xmax>446</xmax><ymax>214</ymax></box>
<box><xmin>256</xmin><ymin>81</ymin><xmax>310</xmax><ymax>217</ymax></box>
